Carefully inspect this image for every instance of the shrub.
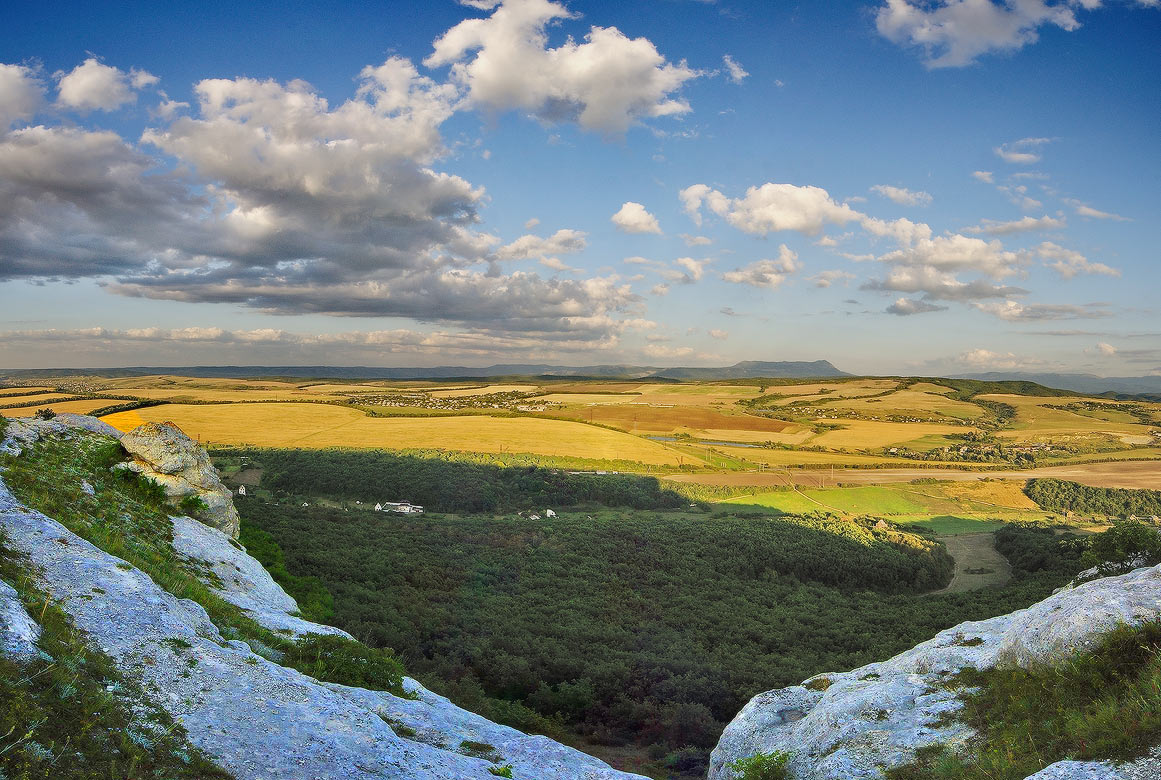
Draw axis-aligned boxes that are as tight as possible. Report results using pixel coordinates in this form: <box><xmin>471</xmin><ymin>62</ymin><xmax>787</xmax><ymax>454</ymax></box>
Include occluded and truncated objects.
<box><xmin>728</xmin><ymin>750</ymin><xmax>792</xmax><ymax>780</ymax></box>
<box><xmin>663</xmin><ymin>745</ymin><xmax>709</xmax><ymax>773</ymax></box>
<box><xmin>33</xmin><ymin>408</ymin><xmax>55</xmax><ymax>420</ymax></box>
<box><xmin>179</xmin><ymin>495</ymin><xmax>210</xmax><ymax>515</ymax></box>
<box><xmin>1081</xmin><ymin>521</ymin><xmax>1161</xmax><ymax>573</ymax></box>
<box><xmin>487</xmin><ymin>765</ymin><xmax>513</xmax><ymax>777</ymax></box>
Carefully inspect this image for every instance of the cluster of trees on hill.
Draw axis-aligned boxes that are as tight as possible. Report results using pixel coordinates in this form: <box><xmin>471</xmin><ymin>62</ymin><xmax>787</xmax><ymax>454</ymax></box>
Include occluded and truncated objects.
<box><xmin>1025</xmin><ymin>478</ymin><xmax>1161</xmax><ymax>518</ymax></box>
<box><xmin>994</xmin><ymin>522</ymin><xmax>1089</xmax><ymax>578</ymax></box>
<box><xmin>240</xmin><ymin>499</ymin><xmax>1083</xmax><ymax>774</ymax></box>
<box><xmin>223</xmin><ymin>448</ymin><xmax>689</xmax><ymax>512</ymax></box>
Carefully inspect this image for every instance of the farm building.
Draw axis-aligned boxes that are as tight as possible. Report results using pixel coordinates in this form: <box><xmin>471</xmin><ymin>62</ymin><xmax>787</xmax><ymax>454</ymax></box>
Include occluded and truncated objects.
<box><xmin>375</xmin><ymin>501</ymin><xmax>424</xmax><ymax>515</ymax></box>
<box><xmin>236</xmin><ymin>484</ymin><xmax>246</xmax><ymax>496</ymax></box>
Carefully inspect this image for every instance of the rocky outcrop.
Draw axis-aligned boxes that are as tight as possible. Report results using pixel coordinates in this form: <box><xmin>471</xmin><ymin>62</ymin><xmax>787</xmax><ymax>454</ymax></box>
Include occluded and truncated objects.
<box><xmin>0</xmin><ymin>579</ymin><xmax>40</xmax><ymax>661</ymax></box>
<box><xmin>115</xmin><ymin>420</ymin><xmax>240</xmax><ymax>537</ymax></box>
<box><xmin>0</xmin><ymin>416</ymin><xmax>646</xmax><ymax>780</ymax></box>
<box><xmin>0</xmin><ymin>412</ymin><xmax>122</xmax><ymax>456</ymax></box>
<box><xmin>170</xmin><ymin>512</ymin><xmax>352</xmax><ymax>640</ymax></box>
<box><xmin>709</xmin><ymin>565</ymin><xmax>1161</xmax><ymax>780</ymax></box>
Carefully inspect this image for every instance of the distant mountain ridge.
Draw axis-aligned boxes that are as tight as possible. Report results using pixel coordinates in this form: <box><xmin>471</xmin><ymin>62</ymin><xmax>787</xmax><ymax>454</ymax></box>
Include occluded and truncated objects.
<box><xmin>0</xmin><ymin>360</ymin><xmax>850</xmax><ymax>381</ymax></box>
<box><xmin>955</xmin><ymin>372</ymin><xmax>1161</xmax><ymax>398</ymax></box>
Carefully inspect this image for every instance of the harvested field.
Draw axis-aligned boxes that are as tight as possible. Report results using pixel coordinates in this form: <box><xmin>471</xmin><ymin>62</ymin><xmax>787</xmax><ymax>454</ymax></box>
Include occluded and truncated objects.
<box><xmin>1</xmin><ymin>398</ymin><xmax>122</xmax><ymax>416</ymax></box>
<box><xmin>550</xmin><ymin>404</ymin><xmax>799</xmax><ymax>436</ymax></box>
<box><xmin>722</xmin><ymin>482</ymin><xmax>1042</xmax><ymax>518</ymax></box>
<box><xmin>97</xmin><ymin>388</ymin><xmax>315</xmax><ymax>402</ymax></box>
<box><xmin>631</xmin><ymin>384</ymin><xmax>765</xmax><ymax>406</ymax></box>
<box><xmin>751</xmin><ymin>380</ymin><xmax>900</xmax><ymax>404</ymax></box>
<box><xmin>429</xmin><ymin>384</ymin><xmax>540</xmax><ymax>397</ymax></box>
<box><xmin>0</xmin><ymin>393</ymin><xmax>75</xmax><ymax>407</ymax></box>
<box><xmin>808</xmin><ymin>420</ymin><xmax>976</xmax><ymax>450</ymax></box>
<box><xmin>101</xmin><ymin>403</ymin><xmax>687</xmax><ymax>465</ymax></box>
<box><xmin>822</xmin><ymin>387</ymin><xmax>984</xmax><ymax>420</ymax></box>
<box><xmin>543</xmin><ymin>382</ymin><xmax>645</xmax><ymax>394</ymax></box>
<box><xmin>664</xmin><ymin>458</ymin><xmax>1161</xmax><ymax>489</ymax></box>
<box><xmin>979</xmin><ymin>394</ymin><xmax>1157</xmax><ymax>442</ymax></box>
<box><xmin>539</xmin><ymin>393</ymin><xmax>644</xmax><ymax>405</ymax></box>
<box><xmin>930</xmin><ymin>533</ymin><xmax>1011</xmax><ymax>592</ymax></box>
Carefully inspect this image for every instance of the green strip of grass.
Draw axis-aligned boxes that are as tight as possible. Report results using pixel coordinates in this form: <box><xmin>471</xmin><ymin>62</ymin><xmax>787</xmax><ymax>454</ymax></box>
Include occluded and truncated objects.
<box><xmin>887</xmin><ymin>620</ymin><xmax>1161</xmax><ymax>780</ymax></box>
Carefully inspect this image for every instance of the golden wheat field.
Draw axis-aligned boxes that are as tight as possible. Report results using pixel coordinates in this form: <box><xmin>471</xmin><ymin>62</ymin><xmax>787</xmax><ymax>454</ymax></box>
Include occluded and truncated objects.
<box><xmin>0</xmin><ymin>393</ymin><xmax>76</xmax><ymax>407</ymax></box>
<box><xmin>101</xmin><ymin>403</ymin><xmax>689</xmax><ymax>465</ymax></box>
<box><xmin>1</xmin><ymin>398</ymin><xmax>119</xmax><ymax>416</ymax></box>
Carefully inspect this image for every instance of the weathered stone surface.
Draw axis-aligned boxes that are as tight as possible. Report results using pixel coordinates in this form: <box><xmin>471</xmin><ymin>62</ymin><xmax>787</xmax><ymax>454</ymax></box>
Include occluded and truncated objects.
<box><xmin>709</xmin><ymin>565</ymin><xmax>1161</xmax><ymax>780</ymax></box>
<box><xmin>117</xmin><ymin>421</ymin><xmax>240</xmax><ymax>537</ymax></box>
<box><xmin>170</xmin><ymin>513</ymin><xmax>351</xmax><ymax>639</ymax></box>
<box><xmin>1024</xmin><ymin>761</ymin><xmax>1126</xmax><ymax>780</ymax></box>
<box><xmin>0</xmin><ymin>413</ymin><xmax>121</xmax><ymax>456</ymax></box>
<box><xmin>0</xmin><ymin>578</ymin><xmax>40</xmax><ymax>661</ymax></box>
<box><xmin>0</xmin><ymin>456</ymin><xmax>647</xmax><ymax>779</ymax></box>
<box><xmin>993</xmin><ymin>565</ymin><xmax>1161</xmax><ymax>669</ymax></box>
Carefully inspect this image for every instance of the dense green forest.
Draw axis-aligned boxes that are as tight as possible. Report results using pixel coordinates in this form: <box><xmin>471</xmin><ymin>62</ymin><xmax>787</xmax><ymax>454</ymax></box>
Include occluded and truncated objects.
<box><xmin>219</xmin><ymin>448</ymin><xmax>688</xmax><ymax>512</ymax></box>
<box><xmin>1025</xmin><ymin>478</ymin><xmax>1161</xmax><ymax>518</ymax></box>
<box><xmin>240</xmin><ymin>498</ymin><xmax>1083</xmax><ymax>775</ymax></box>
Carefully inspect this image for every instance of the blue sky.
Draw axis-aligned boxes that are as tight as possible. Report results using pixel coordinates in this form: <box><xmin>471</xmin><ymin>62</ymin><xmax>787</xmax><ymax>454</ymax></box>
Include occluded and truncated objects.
<box><xmin>0</xmin><ymin>0</ymin><xmax>1158</xmax><ymax>374</ymax></box>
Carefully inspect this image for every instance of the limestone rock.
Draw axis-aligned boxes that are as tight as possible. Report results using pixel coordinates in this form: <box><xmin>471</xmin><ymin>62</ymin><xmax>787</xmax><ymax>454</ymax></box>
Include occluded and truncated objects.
<box><xmin>1023</xmin><ymin>761</ymin><xmax>1126</xmax><ymax>780</ymax></box>
<box><xmin>709</xmin><ymin>564</ymin><xmax>1161</xmax><ymax>780</ymax></box>
<box><xmin>117</xmin><ymin>421</ymin><xmax>240</xmax><ymax>537</ymax></box>
<box><xmin>0</xmin><ymin>466</ymin><xmax>647</xmax><ymax>780</ymax></box>
<box><xmin>170</xmin><ymin>513</ymin><xmax>351</xmax><ymax>639</ymax></box>
<box><xmin>0</xmin><ymin>413</ymin><xmax>121</xmax><ymax>456</ymax></box>
<box><xmin>0</xmin><ymin>578</ymin><xmax>41</xmax><ymax>661</ymax></box>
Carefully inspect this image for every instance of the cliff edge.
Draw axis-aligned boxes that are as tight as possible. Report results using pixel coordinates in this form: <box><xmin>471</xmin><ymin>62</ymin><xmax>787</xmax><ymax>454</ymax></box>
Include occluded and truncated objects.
<box><xmin>0</xmin><ymin>414</ymin><xmax>646</xmax><ymax>780</ymax></box>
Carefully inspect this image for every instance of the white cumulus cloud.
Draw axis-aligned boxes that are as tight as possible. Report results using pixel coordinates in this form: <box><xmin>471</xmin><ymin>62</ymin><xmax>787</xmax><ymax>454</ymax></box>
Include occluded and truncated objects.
<box><xmin>611</xmin><ymin>201</ymin><xmax>662</xmax><ymax>234</ymax></box>
<box><xmin>722</xmin><ymin>245</ymin><xmax>801</xmax><ymax>288</ymax></box>
<box><xmin>425</xmin><ymin>0</ymin><xmax>699</xmax><ymax>134</ymax></box>
<box><xmin>56</xmin><ymin>58</ymin><xmax>157</xmax><ymax>112</ymax></box>
<box><xmin>0</xmin><ymin>64</ymin><xmax>45</xmax><ymax>129</ymax></box>
<box><xmin>680</xmin><ymin>182</ymin><xmax>862</xmax><ymax>236</ymax></box>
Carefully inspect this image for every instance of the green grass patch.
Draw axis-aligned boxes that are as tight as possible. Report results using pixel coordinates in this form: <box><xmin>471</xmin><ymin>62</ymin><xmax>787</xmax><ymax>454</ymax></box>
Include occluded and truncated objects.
<box><xmin>890</xmin><ymin>515</ymin><xmax>1008</xmax><ymax>536</ymax></box>
<box><xmin>886</xmin><ymin>621</ymin><xmax>1161</xmax><ymax>780</ymax></box>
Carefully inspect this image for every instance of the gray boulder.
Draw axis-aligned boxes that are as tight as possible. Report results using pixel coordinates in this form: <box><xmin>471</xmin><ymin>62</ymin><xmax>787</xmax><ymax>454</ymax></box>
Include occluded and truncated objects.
<box><xmin>116</xmin><ymin>421</ymin><xmax>240</xmax><ymax>537</ymax></box>
<box><xmin>709</xmin><ymin>565</ymin><xmax>1161</xmax><ymax>780</ymax></box>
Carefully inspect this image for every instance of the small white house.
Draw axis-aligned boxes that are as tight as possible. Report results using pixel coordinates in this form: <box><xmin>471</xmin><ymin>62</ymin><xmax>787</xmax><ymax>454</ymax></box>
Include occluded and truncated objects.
<box><xmin>237</xmin><ymin>484</ymin><xmax>247</xmax><ymax>496</ymax></box>
<box><xmin>545</xmin><ymin>509</ymin><xmax>557</xmax><ymax>518</ymax></box>
<box><xmin>376</xmin><ymin>501</ymin><xmax>424</xmax><ymax>515</ymax></box>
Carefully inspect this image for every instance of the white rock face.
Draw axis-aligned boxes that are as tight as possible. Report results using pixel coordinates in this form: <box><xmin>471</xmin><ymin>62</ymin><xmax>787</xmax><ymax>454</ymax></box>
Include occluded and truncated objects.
<box><xmin>0</xmin><ymin>578</ymin><xmax>41</xmax><ymax>661</ymax></box>
<box><xmin>0</xmin><ymin>425</ymin><xmax>647</xmax><ymax>780</ymax></box>
<box><xmin>709</xmin><ymin>565</ymin><xmax>1161</xmax><ymax>780</ymax></box>
<box><xmin>0</xmin><ymin>413</ymin><xmax>122</xmax><ymax>456</ymax></box>
<box><xmin>170</xmin><ymin>513</ymin><xmax>352</xmax><ymax>639</ymax></box>
<box><xmin>117</xmin><ymin>420</ymin><xmax>241</xmax><ymax>537</ymax></box>
<box><xmin>1024</xmin><ymin>761</ymin><xmax>1125</xmax><ymax>779</ymax></box>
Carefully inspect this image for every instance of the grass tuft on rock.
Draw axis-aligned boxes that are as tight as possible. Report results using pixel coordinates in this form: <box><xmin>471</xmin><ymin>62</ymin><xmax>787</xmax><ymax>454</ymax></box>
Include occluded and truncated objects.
<box><xmin>886</xmin><ymin>620</ymin><xmax>1161</xmax><ymax>780</ymax></box>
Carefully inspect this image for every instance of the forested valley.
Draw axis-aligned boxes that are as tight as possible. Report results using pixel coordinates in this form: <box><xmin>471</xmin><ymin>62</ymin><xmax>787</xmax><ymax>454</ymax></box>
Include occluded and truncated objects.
<box><xmin>228</xmin><ymin>448</ymin><xmax>1096</xmax><ymax>776</ymax></box>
